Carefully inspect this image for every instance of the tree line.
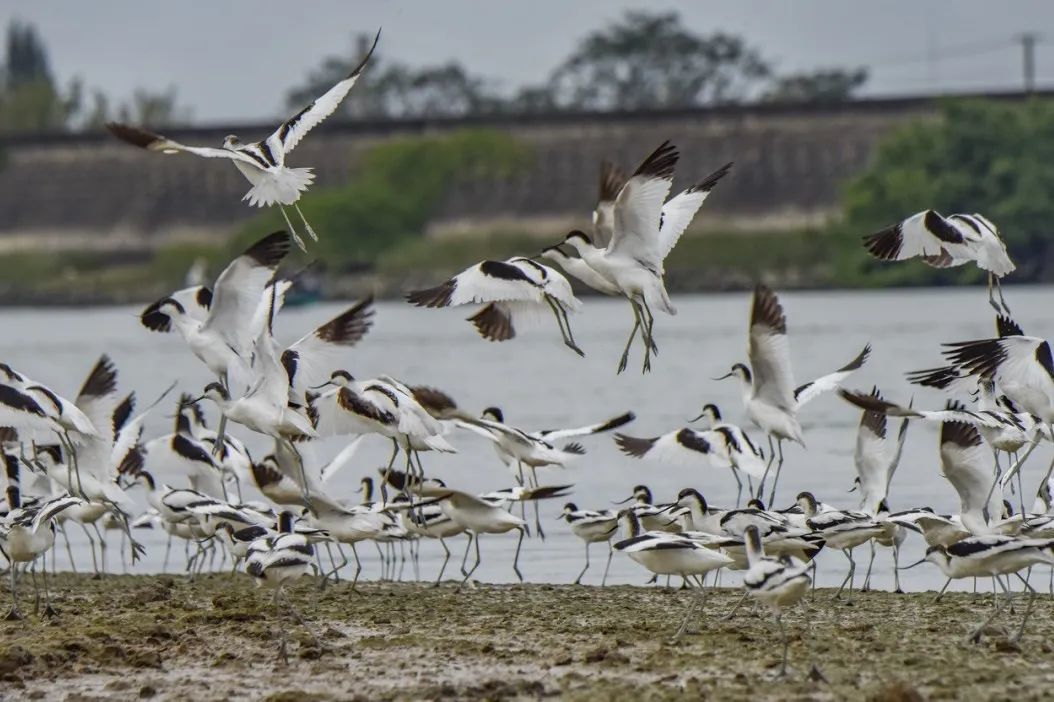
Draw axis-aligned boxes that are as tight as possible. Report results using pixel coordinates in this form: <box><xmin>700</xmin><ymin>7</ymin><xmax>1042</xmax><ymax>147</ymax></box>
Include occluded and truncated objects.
<box><xmin>0</xmin><ymin>11</ymin><xmax>867</xmax><ymax>133</ymax></box>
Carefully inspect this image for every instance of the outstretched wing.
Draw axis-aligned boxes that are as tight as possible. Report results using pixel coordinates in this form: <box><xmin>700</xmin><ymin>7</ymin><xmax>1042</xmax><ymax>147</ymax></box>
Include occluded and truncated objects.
<box><xmin>795</xmin><ymin>344</ymin><xmax>871</xmax><ymax>409</ymax></box>
<box><xmin>748</xmin><ymin>285</ymin><xmax>796</xmax><ymax>412</ymax></box>
<box><xmin>656</xmin><ymin>162</ymin><xmax>732</xmax><ymax>261</ymax></box>
<box><xmin>608</xmin><ymin>141</ymin><xmax>678</xmax><ymax>269</ymax></box>
<box><xmin>107</xmin><ymin>123</ymin><xmax>262</xmax><ymax>167</ymax></box>
<box><xmin>284</xmin><ymin>297</ymin><xmax>375</xmax><ymax>397</ymax></box>
<box><xmin>264</xmin><ymin>29</ymin><xmax>380</xmax><ymax>160</ymax></box>
<box><xmin>532</xmin><ymin>412</ymin><xmax>635</xmax><ymax>441</ymax></box>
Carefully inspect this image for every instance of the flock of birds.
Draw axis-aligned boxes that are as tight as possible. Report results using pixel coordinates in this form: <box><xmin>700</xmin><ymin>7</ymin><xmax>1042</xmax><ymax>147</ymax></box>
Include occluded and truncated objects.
<box><xmin>0</xmin><ymin>30</ymin><xmax>1049</xmax><ymax>675</ymax></box>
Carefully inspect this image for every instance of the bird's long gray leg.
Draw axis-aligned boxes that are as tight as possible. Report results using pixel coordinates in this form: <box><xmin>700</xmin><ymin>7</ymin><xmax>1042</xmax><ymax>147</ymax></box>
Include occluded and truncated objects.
<box><xmin>758</xmin><ymin>435</ymin><xmax>776</xmax><ymax>500</ymax></box>
<box><xmin>434</xmin><ymin>538</ymin><xmax>451</xmax><ymax>587</ymax></box>
<box><xmin>893</xmin><ymin>542</ymin><xmax>903</xmax><ymax>593</ymax></box>
<box><xmin>279</xmin><ymin>205</ymin><xmax>307</xmax><ymax>251</ymax></box>
<box><xmin>91</xmin><ymin>522</ymin><xmax>107</xmax><ymax>574</ymax></box>
<box><xmin>617</xmin><ymin>303</ymin><xmax>643</xmax><ymax>374</ymax></box>
<box><xmin>79</xmin><ymin>523</ymin><xmax>99</xmax><ymax>575</ymax></box>
<box><xmin>767</xmin><ymin>440</ymin><xmax>785</xmax><ymax>506</ymax></box>
<box><xmin>987</xmin><ymin>272</ymin><xmax>1001</xmax><ymax>314</ymax></box>
<box><xmin>995</xmin><ymin>275</ymin><xmax>1012</xmax><ymax>316</ymax></box>
<box><xmin>602</xmin><ymin>542</ymin><xmax>613</xmax><ymax>586</ymax></box>
<box><xmin>720</xmin><ymin>590</ymin><xmax>750</xmax><ymax>621</ymax></box>
<box><xmin>544</xmin><ymin>296</ymin><xmax>584</xmax><ymax>357</ymax></box>
<box><xmin>862</xmin><ymin>541</ymin><xmax>876</xmax><ymax>592</ymax></box>
<box><xmin>933</xmin><ymin>577</ymin><xmax>951</xmax><ymax>603</ymax></box>
<box><xmin>574</xmin><ymin>542</ymin><xmax>591</xmax><ymax>585</ymax></box>
<box><xmin>59</xmin><ymin>524</ymin><xmax>77</xmax><ymax>574</ymax></box>
<box><xmin>293</xmin><ymin>202</ymin><xmax>318</xmax><ymax>243</ymax></box>
<box><xmin>212</xmin><ymin>372</ymin><xmax>230</xmax><ymax>458</ymax></box>
<box><xmin>512</xmin><ymin>528</ymin><xmax>526</xmax><ymax>582</ymax></box>
<box><xmin>5</xmin><ymin>565</ymin><xmax>20</xmax><ymax>620</ymax></box>
<box><xmin>640</xmin><ymin>301</ymin><xmax>656</xmax><ymax>373</ymax></box>
<box><xmin>460</xmin><ymin>533</ymin><xmax>482</xmax><ymax>587</ymax></box>
<box><xmin>41</xmin><ymin>551</ymin><xmax>55</xmax><ymax>617</ymax></box>
<box><xmin>1014</xmin><ymin>573</ymin><xmax>1037</xmax><ymax>642</ymax></box>
<box><xmin>459</xmin><ymin>533</ymin><xmax>473</xmax><ymax>577</ymax></box>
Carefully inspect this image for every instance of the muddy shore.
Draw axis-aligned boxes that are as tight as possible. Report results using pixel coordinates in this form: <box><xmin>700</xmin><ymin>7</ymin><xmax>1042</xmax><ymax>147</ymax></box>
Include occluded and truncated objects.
<box><xmin>1</xmin><ymin>575</ymin><xmax>1051</xmax><ymax>700</ymax></box>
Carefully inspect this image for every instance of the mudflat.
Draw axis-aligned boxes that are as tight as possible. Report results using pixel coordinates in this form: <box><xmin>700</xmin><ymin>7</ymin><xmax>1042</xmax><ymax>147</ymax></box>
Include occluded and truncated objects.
<box><xmin>1</xmin><ymin>575</ymin><xmax>1050</xmax><ymax>700</ymax></box>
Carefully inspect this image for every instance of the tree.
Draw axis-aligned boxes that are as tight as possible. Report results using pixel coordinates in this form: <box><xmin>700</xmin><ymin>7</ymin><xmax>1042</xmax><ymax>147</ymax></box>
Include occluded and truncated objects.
<box><xmin>763</xmin><ymin>68</ymin><xmax>868</xmax><ymax>104</ymax></box>
<box><xmin>546</xmin><ymin>11</ymin><xmax>771</xmax><ymax>110</ymax></box>
<box><xmin>285</xmin><ymin>32</ymin><xmax>499</xmax><ymax>119</ymax></box>
<box><xmin>0</xmin><ymin>21</ymin><xmax>80</xmax><ymax>132</ymax></box>
<box><xmin>841</xmin><ymin>99</ymin><xmax>1054</xmax><ymax>282</ymax></box>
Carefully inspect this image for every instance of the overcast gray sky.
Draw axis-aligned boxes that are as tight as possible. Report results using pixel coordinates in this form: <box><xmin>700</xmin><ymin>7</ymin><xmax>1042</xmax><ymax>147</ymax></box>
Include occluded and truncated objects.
<box><xmin>2</xmin><ymin>0</ymin><xmax>1052</xmax><ymax>124</ymax></box>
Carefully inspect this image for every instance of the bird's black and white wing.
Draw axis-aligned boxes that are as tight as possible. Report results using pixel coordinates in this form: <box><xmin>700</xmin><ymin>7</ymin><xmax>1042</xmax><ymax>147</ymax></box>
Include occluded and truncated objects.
<box><xmin>942</xmin><ymin>334</ymin><xmax>1054</xmax><ymax>399</ymax></box>
<box><xmin>615</xmin><ymin>428</ymin><xmax>726</xmax><ymax>468</ymax></box>
<box><xmin>31</xmin><ymin>495</ymin><xmax>84</xmax><ymax>533</ymax></box>
<box><xmin>840</xmin><ymin>388</ymin><xmax>1028</xmax><ymax>433</ymax></box>
<box><xmin>532</xmin><ymin>411</ymin><xmax>635</xmax><ymax>441</ymax></box>
<box><xmin>318</xmin><ymin>437</ymin><xmax>365</xmax><ymax>485</ymax></box>
<box><xmin>747</xmin><ymin>285</ymin><xmax>796</xmax><ymax>412</ymax></box>
<box><xmin>862</xmin><ymin>210</ymin><xmax>970</xmax><ymax>267</ymax></box>
<box><xmin>592</xmin><ymin>160</ymin><xmax>627</xmax><ymax>247</ymax></box>
<box><xmin>107</xmin><ymin>123</ymin><xmax>264</xmax><ymax>167</ymax></box>
<box><xmin>140</xmin><ymin>286</ymin><xmax>213</xmax><ymax>333</ymax></box>
<box><xmin>656</xmin><ymin>162</ymin><xmax>733</xmax><ymax>261</ymax></box>
<box><xmin>201</xmin><ymin>231</ymin><xmax>291</xmax><ymax>353</ymax></box>
<box><xmin>406</xmin><ymin>259</ymin><xmax>544</xmax><ymax>309</ymax></box>
<box><xmin>608</xmin><ymin>141</ymin><xmax>678</xmax><ymax>270</ymax></box>
<box><xmin>72</xmin><ymin>355</ymin><xmax>120</xmax><ymax>482</ymax></box>
<box><xmin>852</xmin><ymin>388</ymin><xmax>910</xmax><ymax>508</ymax></box>
<box><xmin>263</xmin><ymin>29</ymin><xmax>380</xmax><ymax>161</ymax></box>
<box><xmin>939</xmin><ymin>420</ymin><xmax>1001</xmax><ymax>523</ymax></box>
<box><xmin>283</xmin><ymin>297</ymin><xmax>375</xmax><ymax>397</ymax></box>
<box><xmin>795</xmin><ymin>344</ymin><xmax>871</xmax><ymax>409</ymax></box>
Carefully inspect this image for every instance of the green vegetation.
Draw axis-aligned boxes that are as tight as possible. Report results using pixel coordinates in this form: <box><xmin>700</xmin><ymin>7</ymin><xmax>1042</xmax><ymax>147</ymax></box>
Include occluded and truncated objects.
<box><xmin>230</xmin><ymin>128</ymin><xmax>532</xmax><ymax>267</ymax></box>
<box><xmin>835</xmin><ymin>97</ymin><xmax>1054</xmax><ymax>285</ymax></box>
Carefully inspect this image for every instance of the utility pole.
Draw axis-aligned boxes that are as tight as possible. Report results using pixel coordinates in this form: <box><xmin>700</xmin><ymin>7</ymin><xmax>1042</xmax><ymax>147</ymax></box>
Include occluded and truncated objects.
<box><xmin>1018</xmin><ymin>32</ymin><xmax>1040</xmax><ymax>94</ymax></box>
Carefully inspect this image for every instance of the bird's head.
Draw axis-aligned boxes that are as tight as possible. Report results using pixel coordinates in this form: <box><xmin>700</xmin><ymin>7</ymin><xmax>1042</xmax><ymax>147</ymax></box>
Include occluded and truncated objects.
<box><xmin>714</xmin><ymin>363</ymin><xmax>751</xmax><ymax>385</ymax></box>
<box><xmin>481</xmin><ymin>407</ymin><xmax>504</xmax><ymax>423</ymax></box>
<box><xmin>616</xmin><ymin>508</ymin><xmax>641</xmax><ymax>537</ymax></box>
<box><xmin>222</xmin><ymin>134</ymin><xmax>241</xmax><ymax>149</ymax></box>
<box><xmin>322</xmin><ymin>370</ymin><xmax>355</xmax><ymax>390</ymax></box>
<box><xmin>676</xmin><ymin>487</ymin><xmax>705</xmax><ymax>511</ymax></box>
<box><xmin>688</xmin><ymin>403</ymin><xmax>721</xmax><ymax>425</ymax></box>
<box><xmin>795</xmin><ymin>491</ymin><xmax>818</xmax><ymax>517</ymax></box>
<box><xmin>196</xmin><ymin>382</ymin><xmax>230</xmax><ymax>404</ymax></box>
<box><xmin>559</xmin><ymin>502</ymin><xmax>578</xmax><ymax>520</ymax></box>
<box><xmin>562</xmin><ymin>230</ymin><xmax>593</xmax><ymax>254</ymax></box>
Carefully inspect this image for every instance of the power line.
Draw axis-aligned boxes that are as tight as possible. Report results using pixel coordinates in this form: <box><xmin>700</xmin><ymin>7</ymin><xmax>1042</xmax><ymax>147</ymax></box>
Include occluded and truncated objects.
<box><xmin>866</xmin><ymin>38</ymin><xmax>1016</xmax><ymax>71</ymax></box>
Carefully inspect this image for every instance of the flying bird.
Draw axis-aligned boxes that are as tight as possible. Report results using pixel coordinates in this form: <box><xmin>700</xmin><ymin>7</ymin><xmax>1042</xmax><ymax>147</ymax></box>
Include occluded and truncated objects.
<box><xmin>106</xmin><ymin>30</ymin><xmax>380</xmax><ymax>250</ymax></box>
<box><xmin>862</xmin><ymin>210</ymin><xmax>1015</xmax><ymax>314</ymax></box>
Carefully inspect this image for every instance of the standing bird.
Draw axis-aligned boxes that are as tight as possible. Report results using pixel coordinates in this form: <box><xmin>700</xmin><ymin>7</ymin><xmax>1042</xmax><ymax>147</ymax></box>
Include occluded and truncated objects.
<box><xmin>407</xmin><ymin>257</ymin><xmax>583</xmax><ymax>355</ymax></box>
<box><xmin>106</xmin><ymin>31</ymin><xmax>380</xmax><ymax>250</ymax></box>
<box><xmin>905</xmin><ymin>536</ymin><xmax>1054</xmax><ymax>644</ymax></box>
<box><xmin>613</xmin><ymin>509</ymin><xmax>734</xmax><ymax>641</ymax></box>
<box><xmin>245</xmin><ymin>511</ymin><xmax>320</xmax><ymax>660</ymax></box>
<box><xmin>862</xmin><ymin>210</ymin><xmax>1015</xmax><ymax>314</ymax></box>
<box><xmin>0</xmin><ymin>455</ymin><xmax>83</xmax><ymax>619</ymax></box>
<box><xmin>741</xmin><ymin>525</ymin><xmax>813</xmax><ymax>677</ymax></box>
<box><xmin>716</xmin><ymin>285</ymin><xmax>870</xmax><ymax>504</ymax></box>
<box><xmin>560</xmin><ymin>503</ymin><xmax>618</xmax><ymax>585</ymax></box>
<box><xmin>554</xmin><ymin>142</ymin><xmax>733</xmax><ymax>373</ymax></box>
